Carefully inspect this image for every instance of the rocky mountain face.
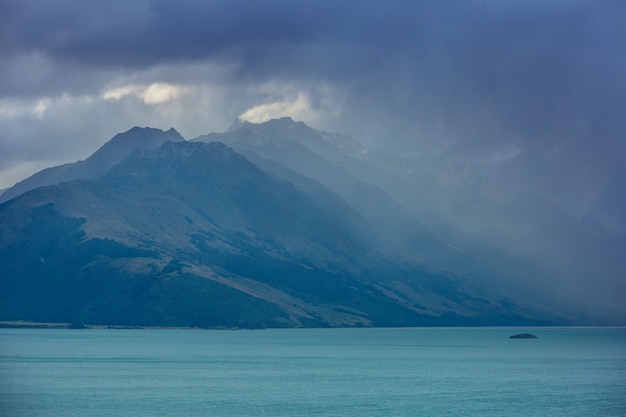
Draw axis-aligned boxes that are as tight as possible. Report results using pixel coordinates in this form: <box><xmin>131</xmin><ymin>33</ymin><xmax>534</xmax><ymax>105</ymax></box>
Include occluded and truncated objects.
<box><xmin>1</xmin><ymin>120</ymin><xmax>623</xmax><ymax>327</ymax></box>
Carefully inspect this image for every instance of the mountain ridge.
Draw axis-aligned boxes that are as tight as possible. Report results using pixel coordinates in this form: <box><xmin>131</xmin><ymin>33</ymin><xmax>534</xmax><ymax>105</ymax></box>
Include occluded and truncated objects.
<box><xmin>1</xmin><ymin>119</ymin><xmax>623</xmax><ymax>326</ymax></box>
<box><xmin>0</xmin><ymin>126</ymin><xmax>184</xmax><ymax>204</ymax></box>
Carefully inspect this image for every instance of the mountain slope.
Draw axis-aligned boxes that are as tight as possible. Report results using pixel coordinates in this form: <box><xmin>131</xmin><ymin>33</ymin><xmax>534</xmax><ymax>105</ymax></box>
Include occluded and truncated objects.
<box><xmin>0</xmin><ymin>138</ymin><xmax>560</xmax><ymax>328</ymax></box>
<box><xmin>0</xmin><ymin>126</ymin><xmax>183</xmax><ymax>204</ymax></box>
<box><xmin>196</xmin><ymin>118</ymin><xmax>626</xmax><ymax>324</ymax></box>
<box><xmin>196</xmin><ymin>120</ymin><xmax>458</xmax><ymax>267</ymax></box>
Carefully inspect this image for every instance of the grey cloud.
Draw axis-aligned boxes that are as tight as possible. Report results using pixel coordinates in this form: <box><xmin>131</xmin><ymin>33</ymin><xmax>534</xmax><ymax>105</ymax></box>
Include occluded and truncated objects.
<box><xmin>1</xmin><ymin>0</ymin><xmax>625</xmax><ymax>230</ymax></box>
<box><xmin>4</xmin><ymin>1</ymin><xmax>624</xmax><ymax>106</ymax></box>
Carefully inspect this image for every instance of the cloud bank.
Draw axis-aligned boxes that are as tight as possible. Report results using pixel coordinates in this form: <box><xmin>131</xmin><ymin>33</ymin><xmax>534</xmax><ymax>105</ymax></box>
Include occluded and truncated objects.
<box><xmin>0</xmin><ymin>0</ymin><xmax>625</xmax><ymax>230</ymax></box>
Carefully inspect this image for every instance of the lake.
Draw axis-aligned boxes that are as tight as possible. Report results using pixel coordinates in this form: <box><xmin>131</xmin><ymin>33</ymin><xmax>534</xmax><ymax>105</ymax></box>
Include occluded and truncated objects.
<box><xmin>1</xmin><ymin>327</ymin><xmax>625</xmax><ymax>416</ymax></box>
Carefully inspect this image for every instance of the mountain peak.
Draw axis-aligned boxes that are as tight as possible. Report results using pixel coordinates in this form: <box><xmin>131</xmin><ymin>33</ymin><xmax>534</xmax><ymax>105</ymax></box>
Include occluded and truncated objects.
<box><xmin>226</xmin><ymin>117</ymin><xmax>315</xmax><ymax>139</ymax></box>
<box><xmin>86</xmin><ymin>126</ymin><xmax>185</xmax><ymax>169</ymax></box>
<box><xmin>232</xmin><ymin>116</ymin><xmax>306</xmax><ymax>130</ymax></box>
<box><xmin>268</xmin><ymin>116</ymin><xmax>298</xmax><ymax>124</ymax></box>
<box><xmin>228</xmin><ymin>118</ymin><xmax>253</xmax><ymax>131</ymax></box>
<box><xmin>0</xmin><ymin>126</ymin><xmax>186</xmax><ymax>203</ymax></box>
<box><xmin>110</xmin><ymin>126</ymin><xmax>184</xmax><ymax>143</ymax></box>
<box><xmin>207</xmin><ymin>117</ymin><xmax>368</xmax><ymax>162</ymax></box>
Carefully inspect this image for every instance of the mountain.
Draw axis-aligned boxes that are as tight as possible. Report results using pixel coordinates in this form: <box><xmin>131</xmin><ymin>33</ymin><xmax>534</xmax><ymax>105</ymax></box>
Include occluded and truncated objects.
<box><xmin>197</xmin><ymin>119</ymin><xmax>491</xmax><ymax>271</ymax></box>
<box><xmin>0</xmin><ymin>126</ymin><xmax>183</xmax><ymax>204</ymax></box>
<box><xmin>1</xmin><ymin>119</ymin><xmax>623</xmax><ymax>327</ymax></box>
<box><xmin>197</xmin><ymin>118</ymin><xmax>626</xmax><ymax>324</ymax></box>
<box><xmin>0</xmin><ymin>142</ymin><xmax>401</xmax><ymax>327</ymax></box>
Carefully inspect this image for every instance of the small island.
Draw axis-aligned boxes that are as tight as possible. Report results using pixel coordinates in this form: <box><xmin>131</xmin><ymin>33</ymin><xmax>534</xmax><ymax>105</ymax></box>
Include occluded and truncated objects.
<box><xmin>510</xmin><ymin>333</ymin><xmax>538</xmax><ymax>339</ymax></box>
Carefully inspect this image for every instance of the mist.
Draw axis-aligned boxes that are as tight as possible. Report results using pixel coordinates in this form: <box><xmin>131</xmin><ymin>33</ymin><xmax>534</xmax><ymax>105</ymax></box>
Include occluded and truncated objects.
<box><xmin>193</xmin><ymin>118</ymin><xmax>625</xmax><ymax>323</ymax></box>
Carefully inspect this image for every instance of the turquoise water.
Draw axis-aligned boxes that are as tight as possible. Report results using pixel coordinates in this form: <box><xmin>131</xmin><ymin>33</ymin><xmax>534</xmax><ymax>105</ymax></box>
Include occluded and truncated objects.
<box><xmin>1</xmin><ymin>327</ymin><xmax>625</xmax><ymax>416</ymax></box>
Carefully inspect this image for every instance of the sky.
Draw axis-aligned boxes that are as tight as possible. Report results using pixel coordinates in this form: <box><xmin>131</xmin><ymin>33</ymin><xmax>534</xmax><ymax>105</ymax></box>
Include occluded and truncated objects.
<box><xmin>1</xmin><ymin>0</ymin><xmax>625</xmax><ymax>230</ymax></box>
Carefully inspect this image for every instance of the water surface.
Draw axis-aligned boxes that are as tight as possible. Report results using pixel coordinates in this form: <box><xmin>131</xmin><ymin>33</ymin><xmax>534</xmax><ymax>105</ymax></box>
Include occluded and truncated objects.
<box><xmin>1</xmin><ymin>327</ymin><xmax>624</xmax><ymax>416</ymax></box>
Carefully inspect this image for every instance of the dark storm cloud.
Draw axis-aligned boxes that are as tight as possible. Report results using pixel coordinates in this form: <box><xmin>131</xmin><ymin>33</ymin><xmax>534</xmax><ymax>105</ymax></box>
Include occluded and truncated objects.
<box><xmin>1</xmin><ymin>0</ymin><xmax>625</xmax><ymax>227</ymax></box>
<box><xmin>4</xmin><ymin>0</ymin><xmax>625</xmax><ymax>113</ymax></box>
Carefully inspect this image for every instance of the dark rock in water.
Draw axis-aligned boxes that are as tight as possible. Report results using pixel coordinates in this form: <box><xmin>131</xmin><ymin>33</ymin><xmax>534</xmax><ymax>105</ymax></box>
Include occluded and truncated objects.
<box><xmin>510</xmin><ymin>333</ymin><xmax>538</xmax><ymax>339</ymax></box>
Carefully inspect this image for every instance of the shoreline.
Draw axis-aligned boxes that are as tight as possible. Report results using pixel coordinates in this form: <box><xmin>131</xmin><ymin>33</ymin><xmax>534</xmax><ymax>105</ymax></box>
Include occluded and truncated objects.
<box><xmin>0</xmin><ymin>321</ymin><xmax>236</xmax><ymax>330</ymax></box>
<box><xmin>1</xmin><ymin>321</ymin><xmax>624</xmax><ymax>330</ymax></box>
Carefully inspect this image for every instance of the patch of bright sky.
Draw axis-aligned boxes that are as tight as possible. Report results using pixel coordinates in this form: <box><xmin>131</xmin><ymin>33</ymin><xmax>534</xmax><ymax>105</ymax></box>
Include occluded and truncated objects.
<box><xmin>102</xmin><ymin>83</ymin><xmax>183</xmax><ymax>105</ymax></box>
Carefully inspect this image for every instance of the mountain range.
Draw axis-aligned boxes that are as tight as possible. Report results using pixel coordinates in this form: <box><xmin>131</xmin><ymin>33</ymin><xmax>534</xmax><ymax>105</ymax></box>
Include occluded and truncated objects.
<box><xmin>1</xmin><ymin>118</ymin><xmax>624</xmax><ymax>327</ymax></box>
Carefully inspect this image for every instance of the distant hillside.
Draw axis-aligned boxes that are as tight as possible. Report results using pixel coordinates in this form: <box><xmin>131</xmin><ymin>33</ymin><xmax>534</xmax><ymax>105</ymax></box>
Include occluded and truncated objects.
<box><xmin>1</xmin><ymin>120</ymin><xmax>624</xmax><ymax>327</ymax></box>
<box><xmin>199</xmin><ymin>118</ymin><xmax>626</xmax><ymax>325</ymax></box>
